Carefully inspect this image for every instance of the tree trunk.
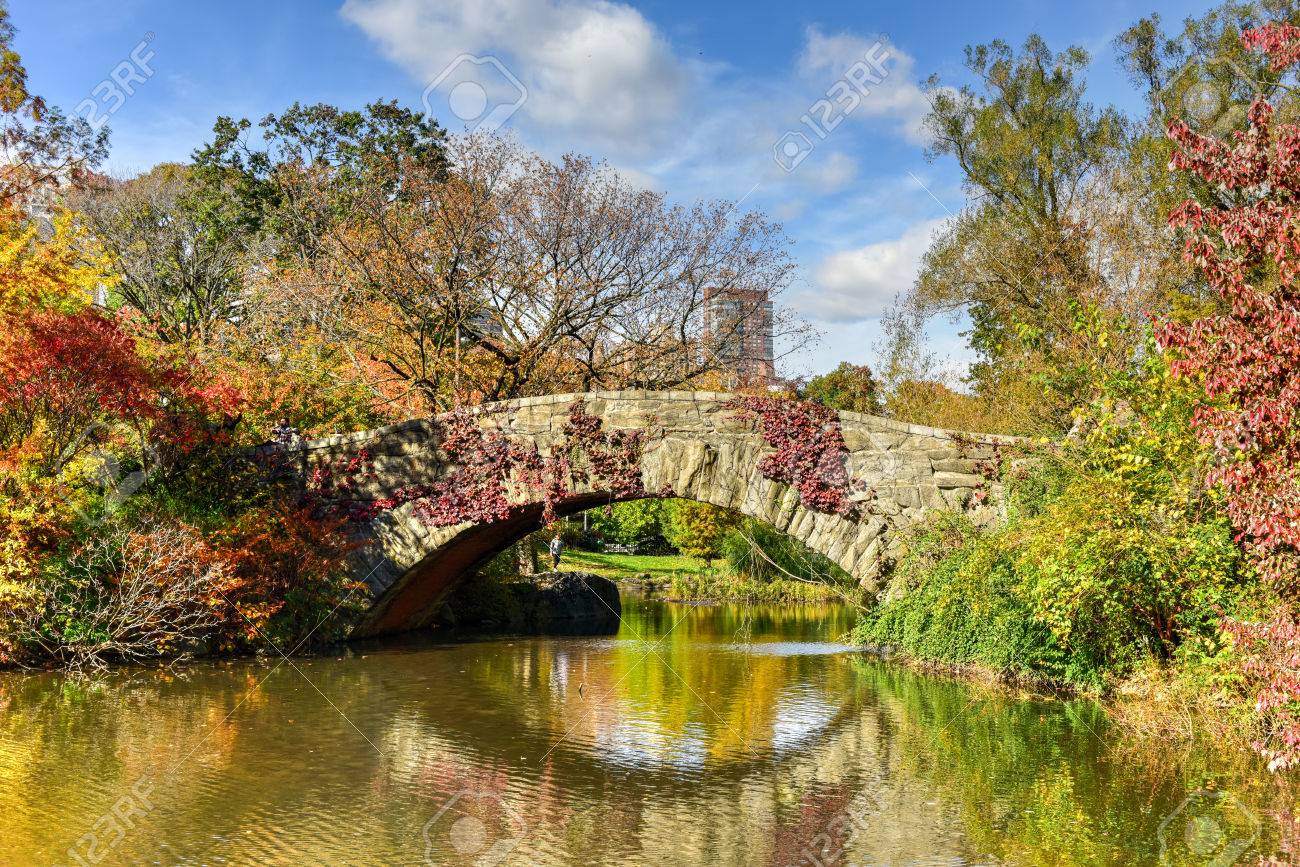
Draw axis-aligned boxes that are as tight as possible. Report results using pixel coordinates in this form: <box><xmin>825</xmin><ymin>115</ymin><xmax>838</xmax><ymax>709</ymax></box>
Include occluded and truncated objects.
<box><xmin>515</xmin><ymin>539</ymin><xmax>538</xmax><ymax>576</ymax></box>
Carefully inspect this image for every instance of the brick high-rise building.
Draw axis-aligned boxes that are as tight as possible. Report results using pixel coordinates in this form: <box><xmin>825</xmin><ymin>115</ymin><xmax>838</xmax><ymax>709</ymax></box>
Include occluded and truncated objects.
<box><xmin>703</xmin><ymin>286</ymin><xmax>775</xmax><ymax>385</ymax></box>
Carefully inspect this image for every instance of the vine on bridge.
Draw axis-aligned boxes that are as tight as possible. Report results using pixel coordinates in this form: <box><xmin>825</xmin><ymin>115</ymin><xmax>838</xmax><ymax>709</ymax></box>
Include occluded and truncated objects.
<box><xmin>726</xmin><ymin>395</ymin><xmax>857</xmax><ymax>517</ymax></box>
<box><xmin>560</xmin><ymin>401</ymin><xmax>648</xmax><ymax>504</ymax></box>
<box><xmin>325</xmin><ymin>402</ymin><xmax>652</xmax><ymax>528</ymax></box>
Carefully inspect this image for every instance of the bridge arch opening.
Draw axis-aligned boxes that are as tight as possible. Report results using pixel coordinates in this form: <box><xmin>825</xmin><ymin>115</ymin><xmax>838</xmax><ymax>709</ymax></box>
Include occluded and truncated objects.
<box><xmin>445</xmin><ymin>496</ymin><xmax>861</xmax><ymax>621</ymax></box>
<box><xmin>357</xmin><ymin>486</ymin><xmax>869</xmax><ymax>635</ymax></box>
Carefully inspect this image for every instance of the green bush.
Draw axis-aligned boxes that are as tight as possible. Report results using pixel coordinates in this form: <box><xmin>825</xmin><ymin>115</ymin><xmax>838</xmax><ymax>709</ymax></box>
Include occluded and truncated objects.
<box><xmin>664</xmin><ymin>500</ymin><xmax>737</xmax><ymax>561</ymax></box>
<box><xmin>585</xmin><ymin>499</ymin><xmax>670</xmax><ymax>547</ymax></box>
<box><xmin>855</xmin><ymin>344</ymin><xmax>1249</xmax><ymax>692</ymax></box>
<box><xmin>853</xmin><ymin>517</ymin><xmax>1084</xmax><ymax>687</ymax></box>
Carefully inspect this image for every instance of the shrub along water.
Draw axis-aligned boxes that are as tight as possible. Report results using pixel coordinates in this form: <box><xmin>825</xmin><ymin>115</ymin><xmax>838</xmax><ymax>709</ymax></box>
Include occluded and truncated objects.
<box><xmin>855</xmin><ymin>344</ymin><xmax>1251</xmax><ymax>694</ymax></box>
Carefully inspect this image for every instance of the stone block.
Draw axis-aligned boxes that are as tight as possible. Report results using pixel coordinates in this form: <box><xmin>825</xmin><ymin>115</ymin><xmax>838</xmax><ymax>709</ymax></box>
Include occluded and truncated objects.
<box><xmin>919</xmin><ymin>483</ymin><xmax>945</xmax><ymax>509</ymax></box>
<box><xmin>931</xmin><ymin>458</ymin><xmax>979</xmax><ymax>474</ymax></box>
<box><xmin>892</xmin><ymin>485</ymin><xmax>922</xmax><ymax>509</ymax></box>
<box><xmin>933</xmin><ymin>471</ymin><xmax>985</xmax><ymax>489</ymax></box>
<box><xmin>942</xmin><ymin>487</ymin><xmax>973</xmax><ymax>509</ymax></box>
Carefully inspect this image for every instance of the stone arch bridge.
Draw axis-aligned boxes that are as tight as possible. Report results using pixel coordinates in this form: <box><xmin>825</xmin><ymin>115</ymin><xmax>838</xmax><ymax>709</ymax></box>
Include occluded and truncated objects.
<box><xmin>284</xmin><ymin>391</ymin><xmax>1016</xmax><ymax>637</ymax></box>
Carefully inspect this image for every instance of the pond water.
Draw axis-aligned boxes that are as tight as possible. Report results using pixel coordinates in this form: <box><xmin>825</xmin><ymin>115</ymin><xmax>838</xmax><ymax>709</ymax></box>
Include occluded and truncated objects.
<box><xmin>0</xmin><ymin>596</ymin><xmax>1291</xmax><ymax>865</ymax></box>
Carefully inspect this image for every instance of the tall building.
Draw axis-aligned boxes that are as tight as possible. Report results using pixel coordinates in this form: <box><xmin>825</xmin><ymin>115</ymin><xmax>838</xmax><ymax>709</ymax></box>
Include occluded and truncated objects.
<box><xmin>703</xmin><ymin>286</ymin><xmax>775</xmax><ymax>385</ymax></box>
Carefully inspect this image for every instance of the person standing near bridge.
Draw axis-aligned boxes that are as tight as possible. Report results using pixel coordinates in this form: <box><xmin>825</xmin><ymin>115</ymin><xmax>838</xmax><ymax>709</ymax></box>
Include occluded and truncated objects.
<box><xmin>549</xmin><ymin>534</ymin><xmax>564</xmax><ymax>571</ymax></box>
<box><xmin>270</xmin><ymin>418</ymin><xmax>298</xmax><ymax>447</ymax></box>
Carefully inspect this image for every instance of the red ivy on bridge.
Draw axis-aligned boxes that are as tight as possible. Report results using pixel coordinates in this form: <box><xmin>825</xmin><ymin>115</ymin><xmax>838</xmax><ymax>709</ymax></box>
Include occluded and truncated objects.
<box><xmin>324</xmin><ymin>402</ymin><xmax>651</xmax><ymax>529</ymax></box>
<box><xmin>303</xmin><ymin>450</ymin><xmax>383</xmax><ymax>522</ymax></box>
<box><xmin>726</xmin><ymin>395</ymin><xmax>856</xmax><ymax>517</ymax></box>
<box><xmin>413</xmin><ymin>409</ymin><xmax>550</xmax><ymax>526</ymax></box>
<box><xmin>1160</xmin><ymin>22</ymin><xmax>1300</xmax><ymax>772</ymax></box>
<box><xmin>561</xmin><ymin>401</ymin><xmax>647</xmax><ymax>502</ymax></box>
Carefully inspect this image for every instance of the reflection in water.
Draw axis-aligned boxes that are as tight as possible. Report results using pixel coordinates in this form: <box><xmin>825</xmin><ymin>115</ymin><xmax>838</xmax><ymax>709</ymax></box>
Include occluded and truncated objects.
<box><xmin>0</xmin><ymin>598</ymin><xmax>1291</xmax><ymax>865</ymax></box>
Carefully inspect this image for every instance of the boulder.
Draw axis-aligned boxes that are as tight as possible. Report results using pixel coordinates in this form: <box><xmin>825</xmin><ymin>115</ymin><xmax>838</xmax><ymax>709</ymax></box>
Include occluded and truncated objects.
<box><xmin>447</xmin><ymin>571</ymin><xmax>622</xmax><ymax>635</ymax></box>
<box><xmin>514</xmin><ymin>572</ymin><xmax>622</xmax><ymax>634</ymax></box>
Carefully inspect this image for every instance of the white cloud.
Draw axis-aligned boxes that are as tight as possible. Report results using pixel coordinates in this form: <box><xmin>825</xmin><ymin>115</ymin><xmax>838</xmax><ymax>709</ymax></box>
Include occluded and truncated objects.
<box><xmin>790</xmin><ymin>150</ymin><xmax>858</xmax><ymax>193</ymax></box>
<box><xmin>800</xmin><ymin>218</ymin><xmax>947</xmax><ymax>323</ymax></box>
<box><xmin>797</xmin><ymin>27</ymin><xmax>933</xmax><ymax>145</ymax></box>
<box><xmin>610</xmin><ymin>163</ymin><xmax>663</xmax><ymax>192</ymax></box>
<box><xmin>341</xmin><ymin>0</ymin><xmax>690</xmax><ymax>154</ymax></box>
<box><xmin>342</xmin><ymin>2</ymin><xmax>937</xmax><ymax>189</ymax></box>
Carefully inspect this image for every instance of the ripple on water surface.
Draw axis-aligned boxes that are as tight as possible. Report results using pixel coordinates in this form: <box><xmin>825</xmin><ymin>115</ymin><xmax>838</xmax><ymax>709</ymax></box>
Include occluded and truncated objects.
<box><xmin>0</xmin><ymin>597</ymin><xmax>1289</xmax><ymax>865</ymax></box>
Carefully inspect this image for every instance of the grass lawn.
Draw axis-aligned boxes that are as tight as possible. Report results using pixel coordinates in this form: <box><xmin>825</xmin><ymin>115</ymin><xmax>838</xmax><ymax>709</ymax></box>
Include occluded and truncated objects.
<box><xmin>561</xmin><ymin>550</ymin><xmax>851</xmax><ymax>604</ymax></box>
<box><xmin>563</xmin><ymin>549</ymin><xmax>710</xmax><ymax>581</ymax></box>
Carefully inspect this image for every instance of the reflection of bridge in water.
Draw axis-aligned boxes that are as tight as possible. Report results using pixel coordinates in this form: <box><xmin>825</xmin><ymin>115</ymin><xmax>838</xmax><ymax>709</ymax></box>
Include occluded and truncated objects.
<box><xmin>374</xmin><ymin>608</ymin><xmax>863</xmax><ymax>771</ymax></box>
<box><xmin>1</xmin><ymin>595</ymin><xmax>1142</xmax><ymax>866</ymax></box>
<box><xmin>380</xmin><ymin>641</ymin><xmax>866</xmax><ymax>782</ymax></box>
<box><xmin>283</xmin><ymin>391</ymin><xmax>1015</xmax><ymax>636</ymax></box>
<box><xmin>367</xmin><ymin>613</ymin><xmax>981</xmax><ymax>865</ymax></box>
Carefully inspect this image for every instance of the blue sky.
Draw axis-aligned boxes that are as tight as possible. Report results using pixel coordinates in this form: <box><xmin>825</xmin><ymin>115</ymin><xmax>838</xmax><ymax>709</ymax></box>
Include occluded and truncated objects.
<box><xmin>12</xmin><ymin>0</ymin><xmax>1217</xmax><ymax>378</ymax></box>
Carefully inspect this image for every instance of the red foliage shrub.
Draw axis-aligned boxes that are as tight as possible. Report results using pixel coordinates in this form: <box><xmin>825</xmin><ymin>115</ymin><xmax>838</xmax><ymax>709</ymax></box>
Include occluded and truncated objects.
<box><xmin>1161</xmin><ymin>33</ymin><xmax>1300</xmax><ymax>592</ymax></box>
<box><xmin>0</xmin><ymin>309</ymin><xmax>163</xmax><ymax>465</ymax></box>
<box><xmin>0</xmin><ymin>308</ymin><xmax>244</xmax><ymax>471</ymax></box>
<box><xmin>1223</xmin><ymin>615</ymin><xmax>1300</xmax><ymax>772</ymax></box>
<box><xmin>1161</xmin><ymin>22</ymin><xmax>1300</xmax><ymax>772</ymax></box>
<box><xmin>207</xmin><ymin>503</ymin><xmax>365</xmax><ymax>650</ymax></box>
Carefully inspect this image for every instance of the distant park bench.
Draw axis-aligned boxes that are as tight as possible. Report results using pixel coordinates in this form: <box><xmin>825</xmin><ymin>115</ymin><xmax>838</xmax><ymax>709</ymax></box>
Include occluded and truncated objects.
<box><xmin>603</xmin><ymin>543</ymin><xmax>644</xmax><ymax>555</ymax></box>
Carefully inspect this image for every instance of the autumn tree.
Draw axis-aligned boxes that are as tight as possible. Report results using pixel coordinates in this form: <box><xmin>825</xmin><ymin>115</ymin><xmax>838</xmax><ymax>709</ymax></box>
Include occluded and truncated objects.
<box><xmin>0</xmin><ymin>306</ymin><xmax>244</xmax><ymax>476</ymax></box>
<box><xmin>0</xmin><ymin>205</ymin><xmax>112</xmax><ymax>314</ymax></box>
<box><xmin>0</xmin><ymin>0</ymin><xmax>112</xmax><ymax>315</ymax></box>
<box><xmin>264</xmin><ymin>133</ymin><xmax>510</xmax><ymax>412</ymax></box>
<box><xmin>1118</xmin><ymin>2</ymin><xmax>1300</xmax><ymax>143</ymax></box>
<box><xmin>478</xmin><ymin>141</ymin><xmax>804</xmax><ymax>400</ymax></box>
<box><xmin>0</xmin><ymin>0</ymin><xmax>107</xmax><ymax>207</ymax></box>
<box><xmin>72</xmin><ymin>163</ymin><xmax>263</xmax><ymax>345</ymax></box>
<box><xmin>897</xmin><ymin>35</ymin><xmax>1183</xmax><ymax>432</ymax></box>
<box><xmin>281</xmin><ymin>134</ymin><xmax>807</xmax><ymax>412</ymax></box>
<box><xmin>1116</xmin><ymin>1</ymin><xmax>1300</xmax><ymax>319</ymax></box>
<box><xmin>1162</xmin><ymin>23</ymin><xmax>1300</xmax><ymax>593</ymax></box>
<box><xmin>800</xmin><ymin>362</ymin><xmax>880</xmax><ymax>414</ymax></box>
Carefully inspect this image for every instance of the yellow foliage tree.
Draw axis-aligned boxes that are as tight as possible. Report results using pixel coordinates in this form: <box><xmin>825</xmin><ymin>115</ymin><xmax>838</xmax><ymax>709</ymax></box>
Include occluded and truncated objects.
<box><xmin>0</xmin><ymin>205</ymin><xmax>115</xmax><ymax>314</ymax></box>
